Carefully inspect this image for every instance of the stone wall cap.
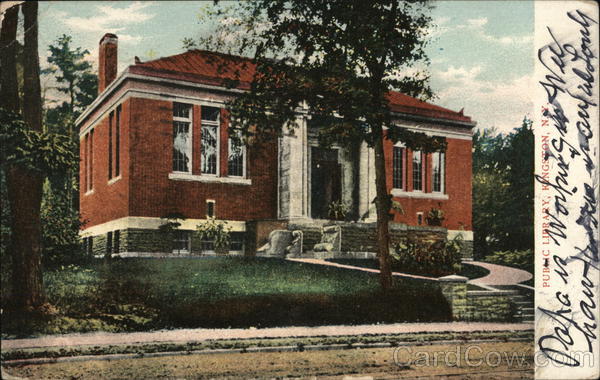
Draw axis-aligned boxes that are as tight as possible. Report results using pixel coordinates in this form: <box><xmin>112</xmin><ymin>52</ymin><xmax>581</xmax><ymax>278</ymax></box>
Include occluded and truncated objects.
<box><xmin>438</xmin><ymin>275</ymin><xmax>469</xmax><ymax>282</ymax></box>
<box><xmin>468</xmin><ymin>290</ymin><xmax>518</xmax><ymax>296</ymax></box>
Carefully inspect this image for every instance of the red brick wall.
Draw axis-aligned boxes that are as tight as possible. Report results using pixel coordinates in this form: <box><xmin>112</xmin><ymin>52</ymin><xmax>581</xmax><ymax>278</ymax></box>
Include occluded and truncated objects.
<box><xmin>384</xmin><ymin>136</ymin><xmax>472</xmax><ymax>231</ymax></box>
<box><xmin>98</xmin><ymin>35</ymin><xmax>117</xmax><ymax>94</ymax></box>
<box><xmin>81</xmin><ymin>94</ymin><xmax>470</xmax><ymax>231</ymax></box>
<box><xmin>126</xmin><ymin>97</ymin><xmax>279</xmax><ymax>222</ymax></box>
<box><xmin>80</xmin><ymin>99</ymin><xmax>131</xmax><ymax>227</ymax></box>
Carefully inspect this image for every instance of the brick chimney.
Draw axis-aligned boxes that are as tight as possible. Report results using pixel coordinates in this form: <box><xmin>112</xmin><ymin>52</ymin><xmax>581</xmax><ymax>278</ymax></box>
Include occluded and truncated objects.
<box><xmin>98</xmin><ymin>33</ymin><xmax>118</xmax><ymax>94</ymax></box>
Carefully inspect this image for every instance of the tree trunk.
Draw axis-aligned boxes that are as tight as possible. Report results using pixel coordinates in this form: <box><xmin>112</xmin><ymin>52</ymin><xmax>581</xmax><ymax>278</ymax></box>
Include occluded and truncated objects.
<box><xmin>6</xmin><ymin>1</ymin><xmax>47</xmax><ymax>311</ymax></box>
<box><xmin>0</xmin><ymin>4</ymin><xmax>19</xmax><ymax>111</ymax></box>
<box><xmin>372</xmin><ymin>124</ymin><xmax>393</xmax><ymax>290</ymax></box>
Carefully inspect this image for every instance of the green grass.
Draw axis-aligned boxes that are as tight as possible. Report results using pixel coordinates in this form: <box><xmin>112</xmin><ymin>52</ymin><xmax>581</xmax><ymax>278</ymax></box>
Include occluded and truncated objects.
<box><xmin>1</xmin><ymin>257</ymin><xmax>450</xmax><ymax>337</ymax></box>
<box><xmin>458</xmin><ymin>263</ymin><xmax>490</xmax><ymax>280</ymax></box>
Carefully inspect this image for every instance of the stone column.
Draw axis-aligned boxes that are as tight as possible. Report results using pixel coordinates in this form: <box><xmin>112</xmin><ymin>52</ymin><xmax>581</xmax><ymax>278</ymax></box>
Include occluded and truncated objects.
<box><xmin>339</xmin><ymin>145</ymin><xmax>358</xmax><ymax>218</ymax></box>
<box><xmin>439</xmin><ymin>275</ymin><xmax>468</xmax><ymax>321</ymax></box>
<box><xmin>358</xmin><ymin>142</ymin><xmax>377</xmax><ymax>221</ymax></box>
<box><xmin>278</xmin><ymin>116</ymin><xmax>309</xmax><ymax>220</ymax></box>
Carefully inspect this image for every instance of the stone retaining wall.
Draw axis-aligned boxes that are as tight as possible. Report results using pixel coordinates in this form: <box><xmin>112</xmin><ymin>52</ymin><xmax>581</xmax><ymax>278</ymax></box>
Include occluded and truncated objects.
<box><xmin>439</xmin><ymin>275</ymin><xmax>516</xmax><ymax>322</ymax></box>
<box><xmin>289</xmin><ymin>221</ymin><xmax>447</xmax><ymax>255</ymax></box>
<box><xmin>467</xmin><ymin>291</ymin><xmax>514</xmax><ymax>321</ymax></box>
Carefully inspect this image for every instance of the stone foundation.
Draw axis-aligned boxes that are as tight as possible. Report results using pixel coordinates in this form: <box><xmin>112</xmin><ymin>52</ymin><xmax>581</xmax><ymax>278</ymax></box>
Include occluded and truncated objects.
<box><xmin>86</xmin><ymin>228</ymin><xmax>245</xmax><ymax>257</ymax></box>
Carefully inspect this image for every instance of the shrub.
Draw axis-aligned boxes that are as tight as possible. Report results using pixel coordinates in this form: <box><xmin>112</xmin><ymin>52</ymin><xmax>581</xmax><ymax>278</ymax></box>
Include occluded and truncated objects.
<box><xmin>426</xmin><ymin>207</ymin><xmax>445</xmax><ymax>226</ymax></box>
<box><xmin>485</xmin><ymin>249</ymin><xmax>533</xmax><ymax>274</ymax></box>
<box><xmin>196</xmin><ymin>219</ymin><xmax>231</xmax><ymax>254</ymax></box>
<box><xmin>327</xmin><ymin>200</ymin><xmax>348</xmax><ymax>221</ymax></box>
<box><xmin>391</xmin><ymin>235</ymin><xmax>462</xmax><ymax>277</ymax></box>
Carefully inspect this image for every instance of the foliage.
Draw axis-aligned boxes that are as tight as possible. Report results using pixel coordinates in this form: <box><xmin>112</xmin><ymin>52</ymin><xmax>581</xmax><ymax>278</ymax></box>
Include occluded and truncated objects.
<box><xmin>40</xmin><ymin>182</ymin><xmax>86</xmax><ymax>266</ymax></box>
<box><xmin>391</xmin><ymin>235</ymin><xmax>463</xmax><ymax>277</ymax></box>
<box><xmin>327</xmin><ymin>200</ymin><xmax>349</xmax><ymax>221</ymax></box>
<box><xmin>426</xmin><ymin>207</ymin><xmax>445</xmax><ymax>226</ymax></box>
<box><xmin>42</xmin><ymin>34</ymin><xmax>97</xmax><ymax>117</ymax></box>
<box><xmin>38</xmin><ymin>35</ymin><xmax>98</xmax><ymax>264</ymax></box>
<box><xmin>1</xmin><ymin>257</ymin><xmax>451</xmax><ymax>336</ymax></box>
<box><xmin>1</xmin><ymin>107</ymin><xmax>80</xmax><ymax>266</ymax></box>
<box><xmin>193</xmin><ymin>0</ymin><xmax>441</xmax><ymax>147</ymax></box>
<box><xmin>190</xmin><ymin>0</ymin><xmax>442</xmax><ymax>289</ymax></box>
<box><xmin>158</xmin><ymin>213</ymin><xmax>186</xmax><ymax>234</ymax></box>
<box><xmin>472</xmin><ymin>118</ymin><xmax>533</xmax><ymax>257</ymax></box>
<box><xmin>0</xmin><ymin>170</ymin><xmax>10</xmax><ymax>257</ymax></box>
<box><xmin>485</xmin><ymin>249</ymin><xmax>533</xmax><ymax>275</ymax></box>
<box><xmin>0</xmin><ymin>108</ymin><xmax>76</xmax><ymax>174</ymax></box>
<box><xmin>196</xmin><ymin>219</ymin><xmax>232</xmax><ymax>253</ymax></box>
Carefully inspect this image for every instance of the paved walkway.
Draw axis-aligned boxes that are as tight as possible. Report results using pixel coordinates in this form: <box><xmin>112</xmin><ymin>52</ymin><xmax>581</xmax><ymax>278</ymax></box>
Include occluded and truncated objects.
<box><xmin>468</xmin><ymin>261</ymin><xmax>532</xmax><ymax>286</ymax></box>
<box><xmin>288</xmin><ymin>258</ymin><xmax>532</xmax><ymax>287</ymax></box>
<box><xmin>1</xmin><ymin>322</ymin><xmax>532</xmax><ymax>350</ymax></box>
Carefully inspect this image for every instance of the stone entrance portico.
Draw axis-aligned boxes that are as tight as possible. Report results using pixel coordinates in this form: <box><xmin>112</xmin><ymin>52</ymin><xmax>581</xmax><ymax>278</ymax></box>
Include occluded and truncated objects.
<box><xmin>277</xmin><ymin>115</ymin><xmax>377</xmax><ymax>223</ymax></box>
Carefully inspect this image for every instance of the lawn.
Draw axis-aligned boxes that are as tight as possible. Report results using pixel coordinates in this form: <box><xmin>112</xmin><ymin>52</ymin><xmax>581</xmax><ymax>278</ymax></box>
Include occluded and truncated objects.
<box><xmin>1</xmin><ymin>257</ymin><xmax>450</xmax><ymax>337</ymax></box>
<box><xmin>326</xmin><ymin>259</ymin><xmax>490</xmax><ymax>280</ymax></box>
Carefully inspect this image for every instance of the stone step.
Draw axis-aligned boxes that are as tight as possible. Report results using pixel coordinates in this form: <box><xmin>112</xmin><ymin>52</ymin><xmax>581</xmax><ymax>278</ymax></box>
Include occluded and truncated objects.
<box><xmin>513</xmin><ymin>301</ymin><xmax>533</xmax><ymax>307</ymax></box>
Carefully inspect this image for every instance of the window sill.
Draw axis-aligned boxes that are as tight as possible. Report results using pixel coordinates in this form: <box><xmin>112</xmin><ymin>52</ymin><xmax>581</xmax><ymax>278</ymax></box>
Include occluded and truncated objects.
<box><xmin>391</xmin><ymin>189</ymin><xmax>449</xmax><ymax>200</ymax></box>
<box><xmin>84</xmin><ymin>189</ymin><xmax>95</xmax><ymax>196</ymax></box>
<box><xmin>108</xmin><ymin>175</ymin><xmax>122</xmax><ymax>185</ymax></box>
<box><xmin>169</xmin><ymin>172</ymin><xmax>252</xmax><ymax>185</ymax></box>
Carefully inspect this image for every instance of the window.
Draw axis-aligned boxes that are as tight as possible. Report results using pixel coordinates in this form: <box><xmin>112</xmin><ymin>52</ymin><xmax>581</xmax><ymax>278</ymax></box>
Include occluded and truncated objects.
<box><xmin>392</xmin><ymin>146</ymin><xmax>405</xmax><ymax>189</ymax></box>
<box><xmin>432</xmin><ymin>151</ymin><xmax>445</xmax><ymax>193</ymax></box>
<box><xmin>200</xmin><ymin>240</ymin><xmax>215</xmax><ymax>252</ymax></box>
<box><xmin>412</xmin><ymin>150</ymin><xmax>423</xmax><ymax>191</ymax></box>
<box><xmin>173</xmin><ymin>103</ymin><xmax>192</xmax><ymax>172</ymax></box>
<box><xmin>417</xmin><ymin>212</ymin><xmax>423</xmax><ymax>225</ymax></box>
<box><xmin>108</xmin><ymin>111</ymin><xmax>113</xmax><ymax>179</ymax></box>
<box><xmin>84</xmin><ymin>236</ymin><xmax>93</xmax><ymax>256</ymax></box>
<box><xmin>206</xmin><ymin>200</ymin><xmax>215</xmax><ymax>218</ymax></box>
<box><xmin>113</xmin><ymin>230</ymin><xmax>120</xmax><ymax>254</ymax></box>
<box><xmin>227</xmin><ymin>130</ymin><xmax>245</xmax><ymax>177</ymax></box>
<box><xmin>230</xmin><ymin>232</ymin><xmax>244</xmax><ymax>252</ymax></box>
<box><xmin>115</xmin><ymin>105</ymin><xmax>121</xmax><ymax>177</ymax></box>
<box><xmin>106</xmin><ymin>231</ymin><xmax>113</xmax><ymax>255</ymax></box>
<box><xmin>84</xmin><ymin>134</ymin><xmax>89</xmax><ymax>191</ymax></box>
<box><xmin>201</xmin><ymin>106</ymin><xmax>220</xmax><ymax>175</ymax></box>
<box><xmin>85</xmin><ymin>129</ymin><xmax>95</xmax><ymax>192</ymax></box>
<box><xmin>108</xmin><ymin>106</ymin><xmax>121</xmax><ymax>180</ymax></box>
<box><xmin>173</xmin><ymin>230</ymin><xmax>190</xmax><ymax>254</ymax></box>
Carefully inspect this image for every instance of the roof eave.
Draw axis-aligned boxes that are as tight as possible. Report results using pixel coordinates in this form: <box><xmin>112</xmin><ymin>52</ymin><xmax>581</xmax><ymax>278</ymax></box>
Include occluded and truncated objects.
<box><xmin>391</xmin><ymin>111</ymin><xmax>477</xmax><ymax>129</ymax></box>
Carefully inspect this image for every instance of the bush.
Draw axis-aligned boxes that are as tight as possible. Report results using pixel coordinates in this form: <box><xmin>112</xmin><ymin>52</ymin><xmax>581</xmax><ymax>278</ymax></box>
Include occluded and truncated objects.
<box><xmin>391</xmin><ymin>236</ymin><xmax>462</xmax><ymax>277</ymax></box>
<box><xmin>484</xmin><ymin>249</ymin><xmax>533</xmax><ymax>274</ymax></box>
<box><xmin>196</xmin><ymin>219</ymin><xmax>231</xmax><ymax>254</ymax></box>
<box><xmin>327</xmin><ymin>200</ymin><xmax>349</xmax><ymax>221</ymax></box>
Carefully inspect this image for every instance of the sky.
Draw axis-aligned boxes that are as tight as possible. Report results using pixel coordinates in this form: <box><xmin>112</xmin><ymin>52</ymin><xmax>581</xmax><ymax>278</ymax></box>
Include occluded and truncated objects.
<box><xmin>37</xmin><ymin>0</ymin><xmax>534</xmax><ymax>134</ymax></box>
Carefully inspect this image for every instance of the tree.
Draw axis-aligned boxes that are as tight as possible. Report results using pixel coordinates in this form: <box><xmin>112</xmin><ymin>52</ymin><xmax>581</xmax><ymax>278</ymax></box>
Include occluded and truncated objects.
<box><xmin>43</xmin><ymin>34</ymin><xmax>97</xmax><ymax>120</ymax></box>
<box><xmin>191</xmin><ymin>0</ymin><xmax>443</xmax><ymax>289</ymax></box>
<box><xmin>41</xmin><ymin>36</ymin><xmax>97</xmax><ymax>260</ymax></box>
<box><xmin>1</xmin><ymin>1</ymin><xmax>46</xmax><ymax>311</ymax></box>
<box><xmin>472</xmin><ymin>118</ymin><xmax>533</xmax><ymax>257</ymax></box>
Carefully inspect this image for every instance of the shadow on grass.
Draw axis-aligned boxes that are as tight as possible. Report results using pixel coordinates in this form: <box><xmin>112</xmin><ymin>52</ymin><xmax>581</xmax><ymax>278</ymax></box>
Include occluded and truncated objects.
<box><xmin>2</xmin><ymin>257</ymin><xmax>451</xmax><ymax>337</ymax></box>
